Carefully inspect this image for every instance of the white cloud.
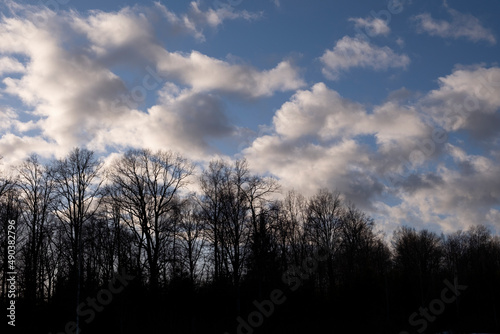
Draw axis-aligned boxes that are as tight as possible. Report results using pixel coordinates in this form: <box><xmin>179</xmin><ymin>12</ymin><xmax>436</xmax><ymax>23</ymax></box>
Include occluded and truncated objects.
<box><xmin>486</xmin><ymin>209</ymin><xmax>500</xmax><ymax>229</ymax></box>
<box><xmin>0</xmin><ymin>3</ymin><xmax>302</xmax><ymax>165</ymax></box>
<box><xmin>153</xmin><ymin>1</ymin><xmax>261</xmax><ymax>42</ymax></box>
<box><xmin>373</xmin><ymin>66</ymin><xmax>500</xmax><ymax>233</ymax></box>
<box><xmin>431</xmin><ymin>66</ymin><xmax>500</xmax><ymax>109</ymax></box>
<box><xmin>0</xmin><ymin>133</ymin><xmax>56</xmax><ymax>163</ymax></box>
<box><xmin>349</xmin><ymin>17</ymin><xmax>390</xmax><ymax>36</ymax></box>
<box><xmin>244</xmin><ymin>134</ymin><xmax>381</xmax><ymax>207</ymax></box>
<box><xmin>0</xmin><ymin>108</ymin><xmax>18</xmax><ymax>131</ymax></box>
<box><xmin>385</xmin><ymin>146</ymin><xmax>500</xmax><ymax>233</ymax></box>
<box><xmin>244</xmin><ymin>83</ymin><xmax>429</xmax><ymax>208</ymax></box>
<box><xmin>271</xmin><ymin>83</ymin><xmax>426</xmax><ymax>144</ymax></box>
<box><xmin>244</xmin><ymin>73</ymin><xmax>500</xmax><ymax>234</ymax></box>
<box><xmin>0</xmin><ymin>107</ymin><xmax>37</xmax><ymax>134</ymax></box>
<box><xmin>188</xmin><ymin>1</ymin><xmax>261</xmax><ymax>28</ymax></box>
<box><xmin>72</xmin><ymin>7</ymin><xmax>155</xmax><ymax>56</ymax></box>
<box><xmin>320</xmin><ymin>36</ymin><xmax>410</xmax><ymax>80</ymax></box>
<box><xmin>422</xmin><ymin>66</ymin><xmax>500</xmax><ymax>139</ymax></box>
<box><xmin>155</xmin><ymin>50</ymin><xmax>304</xmax><ymax>97</ymax></box>
<box><xmin>413</xmin><ymin>5</ymin><xmax>496</xmax><ymax>44</ymax></box>
<box><xmin>272</xmin><ymin>82</ymin><xmax>365</xmax><ymax>140</ymax></box>
<box><xmin>0</xmin><ymin>56</ymin><xmax>24</xmax><ymax>75</ymax></box>
<box><xmin>0</xmin><ymin>1</ymin><xmax>499</xmax><ymax>238</ymax></box>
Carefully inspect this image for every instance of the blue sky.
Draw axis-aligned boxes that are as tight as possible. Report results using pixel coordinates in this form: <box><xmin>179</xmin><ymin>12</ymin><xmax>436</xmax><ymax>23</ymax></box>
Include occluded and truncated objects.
<box><xmin>1</xmin><ymin>0</ymin><xmax>499</xmax><ymax>236</ymax></box>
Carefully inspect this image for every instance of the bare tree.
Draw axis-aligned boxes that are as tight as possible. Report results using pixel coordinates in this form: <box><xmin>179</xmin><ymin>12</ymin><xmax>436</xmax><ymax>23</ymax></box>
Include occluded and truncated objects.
<box><xmin>219</xmin><ymin>159</ymin><xmax>250</xmax><ymax>288</ymax></box>
<box><xmin>304</xmin><ymin>189</ymin><xmax>343</xmax><ymax>290</ymax></box>
<box><xmin>198</xmin><ymin>159</ymin><xmax>253</xmax><ymax>315</ymax></box>
<box><xmin>245</xmin><ymin>172</ymin><xmax>280</xmax><ymax>237</ymax></box>
<box><xmin>442</xmin><ymin>230</ymin><xmax>468</xmax><ymax>277</ymax></box>
<box><xmin>51</xmin><ymin>148</ymin><xmax>103</xmax><ymax>277</ymax></box>
<box><xmin>177</xmin><ymin>198</ymin><xmax>206</xmax><ymax>285</ymax></box>
<box><xmin>107</xmin><ymin>149</ymin><xmax>193</xmax><ymax>291</ymax></box>
<box><xmin>337</xmin><ymin>203</ymin><xmax>390</xmax><ymax>283</ymax></box>
<box><xmin>305</xmin><ymin>189</ymin><xmax>343</xmax><ymax>254</ymax></box>
<box><xmin>392</xmin><ymin>226</ymin><xmax>443</xmax><ymax>304</ymax></box>
<box><xmin>198</xmin><ymin>160</ymin><xmax>230</xmax><ymax>283</ymax></box>
<box><xmin>50</xmin><ymin>148</ymin><xmax>103</xmax><ymax>332</ymax></box>
<box><xmin>243</xmin><ymin>171</ymin><xmax>280</xmax><ymax>297</ymax></box>
<box><xmin>278</xmin><ymin>190</ymin><xmax>308</xmax><ymax>267</ymax></box>
<box><xmin>17</xmin><ymin>154</ymin><xmax>55</xmax><ymax>302</ymax></box>
<box><xmin>0</xmin><ymin>156</ymin><xmax>14</xmax><ymax>199</ymax></box>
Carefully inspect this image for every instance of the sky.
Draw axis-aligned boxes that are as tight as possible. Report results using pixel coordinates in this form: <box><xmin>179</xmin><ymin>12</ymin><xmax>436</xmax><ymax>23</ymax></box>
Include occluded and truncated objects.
<box><xmin>0</xmin><ymin>0</ymin><xmax>499</xmax><ymax>236</ymax></box>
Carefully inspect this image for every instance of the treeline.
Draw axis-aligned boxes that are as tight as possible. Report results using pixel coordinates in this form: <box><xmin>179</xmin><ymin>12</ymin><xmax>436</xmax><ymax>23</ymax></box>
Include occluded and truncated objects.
<box><xmin>0</xmin><ymin>148</ymin><xmax>499</xmax><ymax>333</ymax></box>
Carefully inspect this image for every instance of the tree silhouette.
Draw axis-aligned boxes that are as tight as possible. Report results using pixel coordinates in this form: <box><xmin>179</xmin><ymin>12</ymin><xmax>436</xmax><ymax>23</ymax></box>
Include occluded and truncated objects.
<box><xmin>107</xmin><ymin>149</ymin><xmax>193</xmax><ymax>292</ymax></box>
<box><xmin>0</xmin><ymin>147</ymin><xmax>498</xmax><ymax>334</ymax></box>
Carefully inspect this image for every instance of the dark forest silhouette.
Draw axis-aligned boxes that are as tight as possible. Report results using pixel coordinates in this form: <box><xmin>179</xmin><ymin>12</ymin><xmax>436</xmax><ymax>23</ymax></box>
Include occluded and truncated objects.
<box><xmin>0</xmin><ymin>148</ymin><xmax>499</xmax><ymax>333</ymax></box>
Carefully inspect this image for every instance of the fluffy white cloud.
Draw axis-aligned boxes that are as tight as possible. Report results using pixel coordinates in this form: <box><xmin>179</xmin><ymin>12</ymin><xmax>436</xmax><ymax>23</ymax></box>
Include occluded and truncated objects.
<box><xmin>188</xmin><ymin>1</ymin><xmax>261</xmax><ymax>28</ymax></box>
<box><xmin>413</xmin><ymin>5</ymin><xmax>496</xmax><ymax>44</ymax></box>
<box><xmin>383</xmin><ymin>145</ymin><xmax>500</xmax><ymax>233</ymax></box>
<box><xmin>244</xmin><ymin>71</ymin><xmax>500</xmax><ymax>233</ymax></box>
<box><xmin>370</xmin><ymin>66</ymin><xmax>500</xmax><ymax>233</ymax></box>
<box><xmin>0</xmin><ymin>133</ymin><xmax>56</xmax><ymax>163</ymax></box>
<box><xmin>155</xmin><ymin>50</ymin><xmax>304</xmax><ymax>97</ymax></box>
<box><xmin>153</xmin><ymin>1</ymin><xmax>261</xmax><ymax>41</ymax></box>
<box><xmin>0</xmin><ymin>1</ymin><xmax>498</xmax><ymax>238</ymax></box>
<box><xmin>0</xmin><ymin>56</ymin><xmax>24</xmax><ymax>75</ymax></box>
<box><xmin>320</xmin><ymin>36</ymin><xmax>410</xmax><ymax>80</ymax></box>
<box><xmin>0</xmin><ymin>3</ymin><xmax>302</xmax><ymax>165</ymax></box>
<box><xmin>244</xmin><ymin>83</ymin><xmax>429</xmax><ymax>209</ymax></box>
<box><xmin>272</xmin><ymin>83</ymin><xmax>427</xmax><ymax>146</ymax></box>
<box><xmin>272</xmin><ymin>83</ymin><xmax>365</xmax><ymax>140</ymax></box>
<box><xmin>422</xmin><ymin>66</ymin><xmax>500</xmax><ymax>140</ymax></box>
<box><xmin>72</xmin><ymin>7</ymin><xmax>155</xmax><ymax>57</ymax></box>
<box><xmin>430</xmin><ymin>66</ymin><xmax>500</xmax><ymax>109</ymax></box>
<box><xmin>244</xmin><ymin>134</ymin><xmax>382</xmax><ymax>208</ymax></box>
<box><xmin>349</xmin><ymin>17</ymin><xmax>390</xmax><ymax>36</ymax></box>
